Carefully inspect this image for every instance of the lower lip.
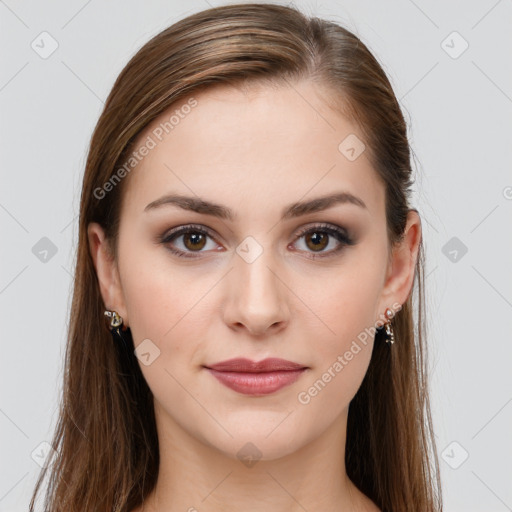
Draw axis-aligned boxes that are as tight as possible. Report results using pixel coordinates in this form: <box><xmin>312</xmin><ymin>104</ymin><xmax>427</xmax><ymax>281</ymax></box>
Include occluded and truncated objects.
<box><xmin>206</xmin><ymin>368</ymin><xmax>307</xmax><ymax>395</ymax></box>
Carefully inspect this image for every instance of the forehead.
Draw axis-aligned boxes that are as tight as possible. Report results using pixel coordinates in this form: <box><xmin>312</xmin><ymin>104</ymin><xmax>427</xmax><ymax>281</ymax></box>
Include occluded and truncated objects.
<box><xmin>121</xmin><ymin>81</ymin><xmax>384</xmax><ymax>220</ymax></box>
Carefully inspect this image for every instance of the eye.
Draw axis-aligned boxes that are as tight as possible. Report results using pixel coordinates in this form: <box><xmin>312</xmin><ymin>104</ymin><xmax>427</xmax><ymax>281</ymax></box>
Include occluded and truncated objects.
<box><xmin>291</xmin><ymin>223</ymin><xmax>355</xmax><ymax>259</ymax></box>
<box><xmin>160</xmin><ymin>224</ymin><xmax>221</xmax><ymax>259</ymax></box>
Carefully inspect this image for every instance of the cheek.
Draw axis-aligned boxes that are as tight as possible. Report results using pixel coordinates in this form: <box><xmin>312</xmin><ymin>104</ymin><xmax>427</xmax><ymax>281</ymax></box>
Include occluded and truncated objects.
<box><xmin>118</xmin><ymin>246</ymin><xmax>218</xmax><ymax>390</ymax></box>
<box><xmin>119</xmin><ymin>243</ymin><xmax>214</xmax><ymax>342</ymax></box>
<box><xmin>298</xmin><ymin>260</ymin><xmax>382</xmax><ymax>405</ymax></box>
<box><xmin>297</xmin><ymin>305</ymin><xmax>375</xmax><ymax>418</ymax></box>
<box><xmin>118</xmin><ymin>252</ymin><xmax>207</xmax><ymax>419</ymax></box>
<box><xmin>315</xmin><ymin>260</ymin><xmax>383</xmax><ymax>351</ymax></box>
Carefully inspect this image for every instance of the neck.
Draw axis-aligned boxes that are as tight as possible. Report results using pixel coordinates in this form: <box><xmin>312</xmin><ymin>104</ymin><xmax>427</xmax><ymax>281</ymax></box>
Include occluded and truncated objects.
<box><xmin>138</xmin><ymin>402</ymin><xmax>378</xmax><ymax>512</ymax></box>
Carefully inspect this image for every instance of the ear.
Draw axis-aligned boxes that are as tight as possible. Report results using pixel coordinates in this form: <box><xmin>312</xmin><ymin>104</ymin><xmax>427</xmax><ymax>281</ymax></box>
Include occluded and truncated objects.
<box><xmin>87</xmin><ymin>222</ymin><xmax>129</xmax><ymax>326</ymax></box>
<box><xmin>377</xmin><ymin>210</ymin><xmax>422</xmax><ymax>318</ymax></box>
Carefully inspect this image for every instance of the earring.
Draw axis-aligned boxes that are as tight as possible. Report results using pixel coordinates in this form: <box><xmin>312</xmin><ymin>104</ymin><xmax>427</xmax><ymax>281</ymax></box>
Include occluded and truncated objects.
<box><xmin>104</xmin><ymin>310</ymin><xmax>127</xmax><ymax>346</ymax></box>
<box><xmin>383</xmin><ymin>307</ymin><xmax>395</xmax><ymax>345</ymax></box>
<box><xmin>104</xmin><ymin>310</ymin><xmax>142</xmax><ymax>380</ymax></box>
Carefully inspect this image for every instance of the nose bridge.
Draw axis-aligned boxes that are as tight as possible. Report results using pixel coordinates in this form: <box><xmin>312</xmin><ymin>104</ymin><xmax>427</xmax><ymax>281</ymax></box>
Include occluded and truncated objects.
<box><xmin>225</xmin><ymin>237</ymin><xmax>288</xmax><ymax>333</ymax></box>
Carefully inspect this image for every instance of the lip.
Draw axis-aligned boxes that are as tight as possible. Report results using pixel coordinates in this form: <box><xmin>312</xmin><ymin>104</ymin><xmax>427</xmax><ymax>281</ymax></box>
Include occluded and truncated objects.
<box><xmin>204</xmin><ymin>358</ymin><xmax>308</xmax><ymax>396</ymax></box>
<box><xmin>206</xmin><ymin>357</ymin><xmax>306</xmax><ymax>373</ymax></box>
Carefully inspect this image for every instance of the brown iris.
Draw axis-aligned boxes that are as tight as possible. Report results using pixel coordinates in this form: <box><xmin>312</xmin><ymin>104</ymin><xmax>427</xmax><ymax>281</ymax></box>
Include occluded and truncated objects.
<box><xmin>183</xmin><ymin>232</ymin><xmax>207</xmax><ymax>251</ymax></box>
<box><xmin>305</xmin><ymin>231</ymin><xmax>329</xmax><ymax>252</ymax></box>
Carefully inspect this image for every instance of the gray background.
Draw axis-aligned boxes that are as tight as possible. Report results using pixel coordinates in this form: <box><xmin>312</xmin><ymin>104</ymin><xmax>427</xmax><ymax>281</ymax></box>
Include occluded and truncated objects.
<box><xmin>1</xmin><ymin>0</ymin><xmax>511</xmax><ymax>510</ymax></box>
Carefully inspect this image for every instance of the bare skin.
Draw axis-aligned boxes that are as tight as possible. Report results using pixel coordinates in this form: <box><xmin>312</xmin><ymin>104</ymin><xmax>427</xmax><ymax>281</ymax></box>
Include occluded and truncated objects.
<box><xmin>89</xmin><ymin>79</ymin><xmax>421</xmax><ymax>512</ymax></box>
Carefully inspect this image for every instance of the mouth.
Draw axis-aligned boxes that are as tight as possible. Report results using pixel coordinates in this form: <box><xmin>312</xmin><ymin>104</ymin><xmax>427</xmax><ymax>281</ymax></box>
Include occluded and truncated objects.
<box><xmin>203</xmin><ymin>357</ymin><xmax>309</xmax><ymax>396</ymax></box>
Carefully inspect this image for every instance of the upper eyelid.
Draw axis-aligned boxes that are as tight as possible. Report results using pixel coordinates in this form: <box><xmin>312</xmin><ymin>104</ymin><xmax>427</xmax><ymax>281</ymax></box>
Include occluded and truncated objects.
<box><xmin>294</xmin><ymin>222</ymin><xmax>349</xmax><ymax>236</ymax></box>
<box><xmin>164</xmin><ymin>222</ymin><xmax>348</xmax><ymax>238</ymax></box>
<box><xmin>164</xmin><ymin>223</ymin><xmax>218</xmax><ymax>241</ymax></box>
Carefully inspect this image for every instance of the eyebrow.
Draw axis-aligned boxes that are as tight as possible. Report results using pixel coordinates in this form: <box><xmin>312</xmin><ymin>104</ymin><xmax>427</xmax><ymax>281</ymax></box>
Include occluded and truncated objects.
<box><xmin>144</xmin><ymin>191</ymin><xmax>367</xmax><ymax>220</ymax></box>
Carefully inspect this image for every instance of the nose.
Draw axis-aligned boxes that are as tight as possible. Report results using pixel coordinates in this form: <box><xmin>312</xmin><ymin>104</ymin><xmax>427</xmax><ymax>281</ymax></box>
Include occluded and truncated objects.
<box><xmin>223</xmin><ymin>250</ymin><xmax>289</xmax><ymax>337</ymax></box>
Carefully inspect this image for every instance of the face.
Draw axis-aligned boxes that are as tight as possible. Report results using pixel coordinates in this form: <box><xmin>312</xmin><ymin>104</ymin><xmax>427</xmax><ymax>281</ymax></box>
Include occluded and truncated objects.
<box><xmin>89</xmin><ymin>80</ymin><xmax>417</xmax><ymax>462</ymax></box>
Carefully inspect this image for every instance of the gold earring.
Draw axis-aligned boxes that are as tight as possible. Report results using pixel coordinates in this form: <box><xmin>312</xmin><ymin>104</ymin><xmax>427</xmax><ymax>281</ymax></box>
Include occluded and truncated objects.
<box><xmin>104</xmin><ymin>309</ymin><xmax>123</xmax><ymax>329</ymax></box>
<box><xmin>104</xmin><ymin>310</ymin><xmax>125</xmax><ymax>344</ymax></box>
<box><xmin>384</xmin><ymin>307</ymin><xmax>395</xmax><ymax>344</ymax></box>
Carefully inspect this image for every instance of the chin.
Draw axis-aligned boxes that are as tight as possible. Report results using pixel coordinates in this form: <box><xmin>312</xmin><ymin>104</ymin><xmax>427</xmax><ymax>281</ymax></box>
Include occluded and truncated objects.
<box><xmin>200</xmin><ymin>422</ymin><xmax>311</xmax><ymax>464</ymax></box>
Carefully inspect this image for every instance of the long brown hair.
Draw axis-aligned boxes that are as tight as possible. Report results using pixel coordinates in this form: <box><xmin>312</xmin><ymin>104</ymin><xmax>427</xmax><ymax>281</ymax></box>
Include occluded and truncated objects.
<box><xmin>29</xmin><ymin>3</ymin><xmax>442</xmax><ymax>511</ymax></box>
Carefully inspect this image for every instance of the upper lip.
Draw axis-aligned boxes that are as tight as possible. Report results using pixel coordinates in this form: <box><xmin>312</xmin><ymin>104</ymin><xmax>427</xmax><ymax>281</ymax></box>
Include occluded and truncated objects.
<box><xmin>205</xmin><ymin>357</ymin><xmax>307</xmax><ymax>373</ymax></box>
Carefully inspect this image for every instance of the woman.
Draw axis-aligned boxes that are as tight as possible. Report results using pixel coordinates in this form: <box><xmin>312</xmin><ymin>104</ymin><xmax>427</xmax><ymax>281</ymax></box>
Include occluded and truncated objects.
<box><xmin>29</xmin><ymin>3</ymin><xmax>442</xmax><ymax>511</ymax></box>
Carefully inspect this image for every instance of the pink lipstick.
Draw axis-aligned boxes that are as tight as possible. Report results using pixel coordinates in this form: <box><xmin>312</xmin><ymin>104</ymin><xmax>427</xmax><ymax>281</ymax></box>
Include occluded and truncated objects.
<box><xmin>204</xmin><ymin>357</ymin><xmax>308</xmax><ymax>396</ymax></box>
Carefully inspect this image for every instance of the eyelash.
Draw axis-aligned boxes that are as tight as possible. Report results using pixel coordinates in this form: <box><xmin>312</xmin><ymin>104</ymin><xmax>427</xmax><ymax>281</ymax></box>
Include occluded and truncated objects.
<box><xmin>159</xmin><ymin>223</ymin><xmax>355</xmax><ymax>260</ymax></box>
